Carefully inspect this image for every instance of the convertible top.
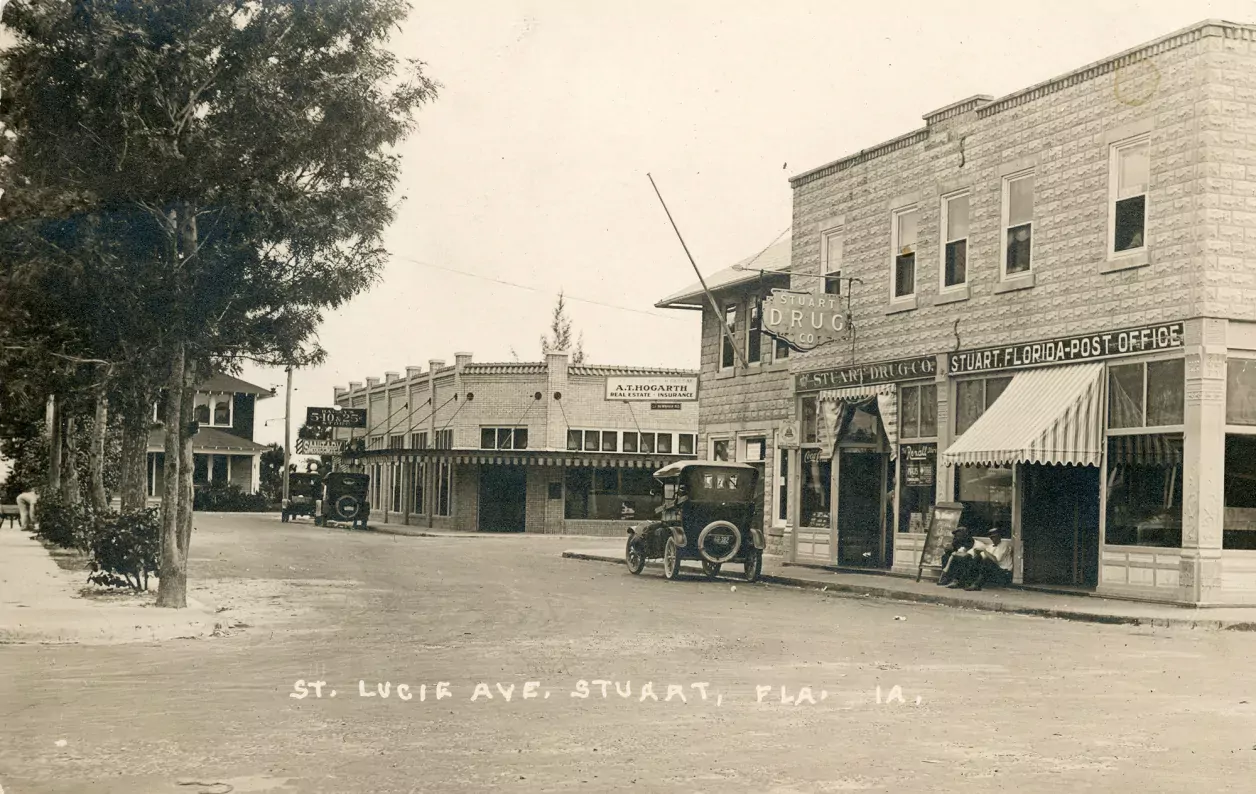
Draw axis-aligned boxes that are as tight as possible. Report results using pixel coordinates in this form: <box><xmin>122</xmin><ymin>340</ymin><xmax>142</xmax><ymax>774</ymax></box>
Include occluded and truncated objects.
<box><xmin>652</xmin><ymin>460</ymin><xmax>759</xmax><ymax>481</ymax></box>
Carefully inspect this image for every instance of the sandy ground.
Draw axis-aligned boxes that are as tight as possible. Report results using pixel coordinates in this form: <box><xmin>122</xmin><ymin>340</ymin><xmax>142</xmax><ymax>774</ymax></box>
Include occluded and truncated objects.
<box><xmin>2</xmin><ymin>512</ymin><xmax>1256</xmax><ymax>793</ymax></box>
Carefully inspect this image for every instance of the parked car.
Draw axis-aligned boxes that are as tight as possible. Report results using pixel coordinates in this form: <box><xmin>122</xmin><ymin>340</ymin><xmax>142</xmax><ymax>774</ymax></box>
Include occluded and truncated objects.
<box><xmin>281</xmin><ymin>472</ymin><xmax>323</xmax><ymax>522</ymax></box>
<box><xmin>625</xmin><ymin>461</ymin><xmax>763</xmax><ymax>582</ymax></box>
<box><xmin>314</xmin><ymin>472</ymin><xmax>371</xmax><ymax>530</ymax></box>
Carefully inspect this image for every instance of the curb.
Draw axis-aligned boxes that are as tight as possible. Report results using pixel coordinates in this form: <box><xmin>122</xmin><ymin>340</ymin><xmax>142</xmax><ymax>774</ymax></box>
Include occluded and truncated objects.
<box><xmin>365</xmin><ymin>525</ymin><xmax>625</xmax><ymax>541</ymax></box>
<box><xmin>562</xmin><ymin>551</ymin><xmax>1256</xmax><ymax>632</ymax></box>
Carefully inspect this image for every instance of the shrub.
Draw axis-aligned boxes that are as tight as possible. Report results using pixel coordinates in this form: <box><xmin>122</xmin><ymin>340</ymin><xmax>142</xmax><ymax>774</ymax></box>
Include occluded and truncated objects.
<box><xmin>34</xmin><ymin>494</ymin><xmax>95</xmax><ymax>550</ymax></box>
<box><xmin>86</xmin><ymin>508</ymin><xmax>160</xmax><ymax>591</ymax></box>
<box><xmin>192</xmin><ymin>482</ymin><xmax>274</xmax><ymax>512</ymax></box>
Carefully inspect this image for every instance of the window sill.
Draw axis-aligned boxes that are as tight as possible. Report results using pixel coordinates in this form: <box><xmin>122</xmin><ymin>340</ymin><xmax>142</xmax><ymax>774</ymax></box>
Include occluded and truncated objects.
<box><xmin>715</xmin><ymin>368</ymin><xmax>736</xmax><ymax>380</ymax></box>
<box><xmin>933</xmin><ymin>284</ymin><xmax>971</xmax><ymax>305</ymax></box>
<box><xmin>1102</xmin><ymin>248</ymin><xmax>1150</xmax><ymax>273</ymax></box>
<box><xmin>993</xmin><ymin>272</ymin><xmax>1036</xmax><ymax>294</ymax></box>
<box><xmin>766</xmin><ymin>359</ymin><xmax>791</xmax><ymax>373</ymax></box>
<box><xmin>886</xmin><ymin>295</ymin><xmax>919</xmax><ymax>315</ymax></box>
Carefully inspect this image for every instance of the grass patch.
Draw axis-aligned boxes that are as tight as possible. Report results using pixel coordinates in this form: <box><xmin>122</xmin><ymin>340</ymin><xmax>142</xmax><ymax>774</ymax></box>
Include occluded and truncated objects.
<box><xmin>35</xmin><ymin>534</ymin><xmax>92</xmax><ymax>573</ymax></box>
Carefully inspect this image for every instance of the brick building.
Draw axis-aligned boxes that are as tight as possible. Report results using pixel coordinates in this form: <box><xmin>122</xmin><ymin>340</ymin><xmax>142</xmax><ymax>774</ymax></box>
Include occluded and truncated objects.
<box><xmin>331</xmin><ymin>351</ymin><xmax>699</xmax><ymax>535</ymax></box>
<box><xmin>661</xmin><ymin>19</ymin><xmax>1256</xmax><ymax>606</ymax></box>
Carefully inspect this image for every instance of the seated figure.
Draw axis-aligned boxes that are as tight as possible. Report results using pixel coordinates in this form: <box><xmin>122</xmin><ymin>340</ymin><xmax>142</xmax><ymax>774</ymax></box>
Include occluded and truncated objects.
<box><xmin>936</xmin><ymin>527</ymin><xmax>974</xmax><ymax>586</ymax></box>
<box><xmin>954</xmin><ymin>526</ymin><xmax>1013</xmax><ymax>591</ymax></box>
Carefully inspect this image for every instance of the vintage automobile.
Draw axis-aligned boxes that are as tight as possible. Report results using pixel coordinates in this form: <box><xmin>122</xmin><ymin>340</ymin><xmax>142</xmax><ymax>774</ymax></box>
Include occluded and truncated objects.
<box><xmin>281</xmin><ymin>468</ymin><xmax>323</xmax><ymax>523</ymax></box>
<box><xmin>625</xmin><ymin>461</ymin><xmax>764</xmax><ymax>582</ymax></box>
<box><xmin>313</xmin><ymin>472</ymin><xmax>371</xmax><ymax>530</ymax></box>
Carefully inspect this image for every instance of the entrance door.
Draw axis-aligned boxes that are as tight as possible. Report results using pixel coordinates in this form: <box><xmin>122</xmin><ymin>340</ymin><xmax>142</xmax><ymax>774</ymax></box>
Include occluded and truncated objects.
<box><xmin>837</xmin><ymin>450</ymin><xmax>887</xmax><ymax>567</ymax></box>
<box><xmin>1021</xmin><ymin>464</ymin><xmax>1101</xmax><ymax>587</ymax></box>
<box><xmin>478</xmin><ymin>466</ymin><xmax>527</xmax><ymax>533</ymax></box>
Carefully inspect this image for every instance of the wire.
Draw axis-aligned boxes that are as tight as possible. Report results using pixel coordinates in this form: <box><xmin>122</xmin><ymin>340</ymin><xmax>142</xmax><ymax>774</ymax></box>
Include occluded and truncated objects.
<box><xmin>392</xmin><ymin>255</ymin><xmax>688</xmax><ymax>321</ymax></box>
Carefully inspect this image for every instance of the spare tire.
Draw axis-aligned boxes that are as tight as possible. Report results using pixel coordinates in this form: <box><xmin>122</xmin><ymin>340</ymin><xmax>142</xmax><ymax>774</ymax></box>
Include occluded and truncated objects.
<box><xmin>697</xmin><ymin>520</ymin><xmax>742</xmax><ymax>564</ymax></box>
<box><xmin>335</xmin><ymin>494</ymin><xmax>361</xmax><ymax>520</ymax></box>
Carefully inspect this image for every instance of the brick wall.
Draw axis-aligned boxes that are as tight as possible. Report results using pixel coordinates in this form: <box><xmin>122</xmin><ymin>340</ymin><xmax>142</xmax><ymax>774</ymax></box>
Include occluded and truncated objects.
<box><xmin>786</xmin><ymin>25</ymin><xmax>1226</xmax><ymax>374</ymax></box>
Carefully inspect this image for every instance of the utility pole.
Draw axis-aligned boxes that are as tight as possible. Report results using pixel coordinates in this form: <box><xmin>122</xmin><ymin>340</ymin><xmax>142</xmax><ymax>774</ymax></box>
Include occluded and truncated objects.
<box><xmin>283</xmin><ymin>365</ymin><xmax>293</xmax><ymax>506</ymax></box>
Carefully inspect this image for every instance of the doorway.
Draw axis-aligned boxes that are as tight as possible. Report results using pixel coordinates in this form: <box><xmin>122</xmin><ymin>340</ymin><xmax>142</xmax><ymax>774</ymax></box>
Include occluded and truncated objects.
<box><xmin>1020</xmin><ymin>464</ymin><xmax>1101</xmax><ymax>587</ymax></box>
<box><xmin>837</xmin><ymin>450</ymin><xmax>888</xmax><ymax>567</ymax></box>
<box><xmin>478</xmin><ymin>465</ymin><xmax>527</xmax><ymax>533</ymax></box>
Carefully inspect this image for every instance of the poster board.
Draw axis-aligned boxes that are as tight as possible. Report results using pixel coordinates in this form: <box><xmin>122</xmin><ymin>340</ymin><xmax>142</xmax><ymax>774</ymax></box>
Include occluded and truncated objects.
<box><xmin>915</xmin><ymin>502</ymin><xmax>964</xmax><ymax>582</ymax></box>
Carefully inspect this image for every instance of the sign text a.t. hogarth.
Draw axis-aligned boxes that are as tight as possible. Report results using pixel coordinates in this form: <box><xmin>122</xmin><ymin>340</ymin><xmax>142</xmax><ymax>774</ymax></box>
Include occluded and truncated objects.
<box><xmin>948</xmin><ymin>322</ymin><xmax>1184</xmax><ymax>375</ymax></box>
<box><xmin>762</xmin><ymin>289</ymin><xmax>847</xmax><ymax>348</ymax></box>
<box><xmin>796</xmin><ymin>355</ymin><xmax>937</xmax><ymax>393</ymax></box>
<box><xmin>606</xmin><ymin>376</ymin><xmax>698</xmax><ymax>402</ymax></box>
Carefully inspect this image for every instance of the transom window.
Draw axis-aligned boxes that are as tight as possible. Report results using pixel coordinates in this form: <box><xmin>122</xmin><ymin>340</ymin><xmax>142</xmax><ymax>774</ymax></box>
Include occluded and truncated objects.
<box><xmin>942</xmin><ymin>191</ymin><xmax>969</xmax><ymax>289</ymax></box>
<box><xmin>1109</xmin><ymin>358</ymin><xmax>1184</xmax><ymax>429</ymax></box>
<box><xmin>899</xmin><ymin>383</ymin><xmax>938</xmax><ymax>440</ymax></box>
<box><xmin>1002</xmin><ymin>171</ymin><xmax>1034</xmax><ymax>276</ymax></box>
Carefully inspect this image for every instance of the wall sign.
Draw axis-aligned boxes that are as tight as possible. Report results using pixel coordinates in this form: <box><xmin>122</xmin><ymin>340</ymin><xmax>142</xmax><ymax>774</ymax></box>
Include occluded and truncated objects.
<box><xmin>902</xmin><ymin>443</ymin><xmax>936</xmax><ymax>487</ymax></box>
<box><xmin>606</xmin><ymin>376</ymin><xmax>698</xmax><ymax>401</ymax></box>
<box><xmin>295</xmin><ymin>439</ymin><xmax>346</xmax><ymax>456</ymax></box>
<box><xmin>762</xmin><ymin>289</ymin><xmax>847</xmax><ymax>348</ymax></box>
<box><xmin>796</xmin><ymin>355</ymin><xmax>937</xmax><ymax>393</ymax></box>
<box><xmin>948</xmin><ymin>322</ymin><xmax>1184</xmax><ymax>375</ymax></box>
<box><xmin>650</xmin><ymin>402</ymin><xmax>682</xmax><ymax>411</ymax></box>
<box><xmin>778</xmin><ymin>421</ymin><xmax>800</xmax><ymax>449</ymax></box>
<box><xmin>306</xmin><ymin>407</ymin><xmax>368</xmax><ymax>428</ymax></box>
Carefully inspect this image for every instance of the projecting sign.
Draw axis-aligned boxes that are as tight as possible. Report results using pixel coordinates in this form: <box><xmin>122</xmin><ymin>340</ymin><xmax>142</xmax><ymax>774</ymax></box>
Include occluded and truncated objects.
<box><xmin>606</xmin><ymin>376</ymin><xmax>698</xmax><ymax>402</ymax></box>
<box><xmin>296</xmin><ymin>438</ymin><xmax>346</xmax><ymax>456</ymax></box>
<box><xmin>762</xmin><ymin>289</ymin><xmax>847</xmax><ymax>348</ymax></box>
<box><xmin>796</xmin><ymin>355</ymin><xmax>937</xmax><ymax>393</ymax></box>
<box><xmin>948</xmin><ymin>322</ymin><xmax>1184</xmax><ymax>375</ymax></box>
<box><xmin>650</xmin><ymin>402</ymin><xmax>682</xmax><ymax>411</ymax></box>
<box><xmin>305</xmin><ymin>406</ymin><xmax>367</xmax><ymax>428</ymax></box>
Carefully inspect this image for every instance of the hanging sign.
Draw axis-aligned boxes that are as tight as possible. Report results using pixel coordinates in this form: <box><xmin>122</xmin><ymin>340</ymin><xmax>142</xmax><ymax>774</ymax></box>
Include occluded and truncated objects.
<box><xmin>606</xmin><ymin>376</ymin><xmax>698</xmax><ymax>401</ymax></box>
<box><xmin>902</xmin><ymin>443</ymin><xmax>936</xmax><ymax>487</ymax></box>
<box><xmin>306</xmin><ymin>407</ymin><xmax>367</xmax><ymax>428</ymax></box>
<box><xmin>296</xmin><ymin>438</ymin><xmax>346</xmax><ymax>456</ymax></box>
<box><xmin>948</xmin><ymin>322</ymin><xmax>1184</xmax><ymax>375</ymax></box>
<box><xmin>777</xmin><ymin>421</ymin><xmax>800</xmax><ymax>449</ymax></box>
<box><xmin>762</xmin><ymin>289</ymin><xmax>847</xmax><ymax>348</ymax></box>
<box><xmin>796</xmin><ymin>355</ymin><xmax>936</xmax><ymax>392</ymax></box>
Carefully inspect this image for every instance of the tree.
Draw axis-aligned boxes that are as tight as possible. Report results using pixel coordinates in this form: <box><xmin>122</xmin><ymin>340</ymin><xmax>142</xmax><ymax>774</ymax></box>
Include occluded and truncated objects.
<box><xmin>0</xmin><ymin>0</ymin><xmax>438</xmax><ymax>607</ymax></box>
<box><xmin>258</xmin><ymin>443</ymin><xmax>284</xmax><ymax>505</ymax></box>
<box><xmin>539</xmin><ymin>290</ymin><xmax>586</xmax><ymax>363</ymax></box>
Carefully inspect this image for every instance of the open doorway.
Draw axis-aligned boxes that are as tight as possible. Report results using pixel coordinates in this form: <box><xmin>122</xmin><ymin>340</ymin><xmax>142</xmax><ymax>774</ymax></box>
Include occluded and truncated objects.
<box><xmin>1020</xmin><ymin>464</ymin><xmax>1100</xmax><ymax>587</ymax></box>
<box><xmin>478</xmin><ymin>465</ymin><xmax>527</xmax><ymax>533</ymax></box>
<box><xmin>837</xmin><ymin>450</ymin><xmax>889</xmax><ymax>567</ymax></box>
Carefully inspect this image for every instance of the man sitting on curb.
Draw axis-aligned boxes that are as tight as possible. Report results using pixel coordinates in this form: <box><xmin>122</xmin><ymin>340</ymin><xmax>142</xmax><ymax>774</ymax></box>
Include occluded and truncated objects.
<box><xmin>947</xmin><ymin>527</ymin><xmax>1013</xmax><ymax>591</ymax></box>
<box><xmin>936</xmin><ymin>526</ymin><xmax>974</xmax><ymax>587</ymax></box>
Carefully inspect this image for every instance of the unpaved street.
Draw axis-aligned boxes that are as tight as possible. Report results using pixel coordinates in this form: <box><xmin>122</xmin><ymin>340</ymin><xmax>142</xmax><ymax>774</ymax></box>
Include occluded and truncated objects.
<box><xmin>2</xmin><ymin>513</ymin><xmax>1256</xmax><ymax>793</ymax></box>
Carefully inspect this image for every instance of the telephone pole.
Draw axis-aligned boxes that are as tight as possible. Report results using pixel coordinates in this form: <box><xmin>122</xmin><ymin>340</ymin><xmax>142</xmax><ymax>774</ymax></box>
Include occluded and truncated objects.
<box><xmin>282</xmin><ymin>365</ymin><xmax>293</xmax><ymax>505</ymax></box>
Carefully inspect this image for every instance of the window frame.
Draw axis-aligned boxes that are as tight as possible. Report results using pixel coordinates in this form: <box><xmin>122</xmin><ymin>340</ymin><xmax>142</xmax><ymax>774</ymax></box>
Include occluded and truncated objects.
<box><xmin>1106</xmin><ymin>353</ymin><xmax>1186</xmax><ymax>436</ymax></box>
<box><xmin>1001</xmin><ymin>169</ymin><xmax>1035</xmax><ymax>279</ymax></box>
<box><xmin>746</xmin><ymin>299</ymin><xmax>762</xmax><ymax>366</ymax></box>
<box><xmin>940</xmin><ymin>189</ymin><xmax>970</xmax><ymax>291</ymax></box>
<box><xmin>721</xmin><ymin>303</ymin><xmax>737</xmax><ymax>372</ymax></box>
<box><xmin>889</xmin><ymin>205</ymin><xmax>919</xmax><ymax>302</ymax></box>
<box><xmin>1108</xmin><ymin>134</ymin><xmax>1150</xmax><ymax>260</ymax></box>
<box><xmin>820</xmin><ymin>226</ymin><xmax>843</xmax><ymax>296</ymax></box>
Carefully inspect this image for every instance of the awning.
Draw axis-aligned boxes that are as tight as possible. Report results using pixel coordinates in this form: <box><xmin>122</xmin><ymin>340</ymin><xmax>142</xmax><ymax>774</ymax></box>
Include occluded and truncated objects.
<box><xmin>942</xmin><ymin>362</ymin><xmax>1105</xmax><ymax>467</ymax></box>
<box><xmin>1108</xmin><ymin>433</ymin><xmax>1184</xmax><ymax>467</ymax></box>
<box><xmin>353</xmin><ymin>448</ymin><xmax>694</xmax><ymax>469</ymax></box>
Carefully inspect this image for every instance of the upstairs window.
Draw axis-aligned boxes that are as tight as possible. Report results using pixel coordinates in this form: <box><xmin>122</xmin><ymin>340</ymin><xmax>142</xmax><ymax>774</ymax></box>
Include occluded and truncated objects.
<box><xmin>747</xmin><ymin>301</ymin><xmax>762</xmax><ymax>364</ymax></box>
<box><xmin>721</xmin><ymin>305</ymin><xmax>737</xmax><ymax>370</ymax></box>
<box><xmin>892</xmin><ymin>207</ymin><xmax>918</xmax><ymax>299</ymax></box>
<box><xmin>410</xmin><ymin>431</ymin><xmax>428</xmax><ymax>449</ymax></box>
<box><xmin>480</xmin><ymin>427</ymin><xmax>527</xmax><ymax>450</ymax></box>
<box><xmin>942</xmin><ymin>192</ymin><xmax>970</xmax><ymax>289</ymax></box>
<box><xmin>821</xmin><ymin>228</ymin><xmax>843</xmax><ymax>295</ymax></box>
<box><xmin>1111</xmin><ymin>137</ymin><xmax>1149</xmax><ymax>255</ymax></box>
<box><xmin>1003</xmin><ymin>172</ymin><xmax>1034</xmax><ymax>276</ymax></box>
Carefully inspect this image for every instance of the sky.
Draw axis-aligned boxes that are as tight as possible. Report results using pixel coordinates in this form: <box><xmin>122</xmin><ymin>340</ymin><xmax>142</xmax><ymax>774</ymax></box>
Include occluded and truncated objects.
<box><xmin>7</xmin><ymin>1</ymin><xmax>1256</xmax><ymax>461</ymax></box>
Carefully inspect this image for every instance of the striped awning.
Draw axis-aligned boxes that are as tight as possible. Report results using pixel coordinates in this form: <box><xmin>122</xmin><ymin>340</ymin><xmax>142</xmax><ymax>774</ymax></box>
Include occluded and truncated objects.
<box><xmin>817</xmin><ymin>383</ymin><xmax>898</xmax><ymax>458</ymax></box>
<box><xmin>942</xmin><ymin>362</ymin><xmax>1105</xmax><ymax>467</ymax></box>
<box><xmin>355</xmin><ymin>449</ymin><xmax>692</xmax><ymax>469</ymax></box>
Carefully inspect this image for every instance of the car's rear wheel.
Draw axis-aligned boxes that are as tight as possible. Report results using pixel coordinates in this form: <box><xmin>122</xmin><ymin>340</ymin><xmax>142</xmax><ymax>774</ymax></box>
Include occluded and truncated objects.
<box><xmin>281</xmin><ymin>511</ymin><xmax>290</xmax><ymax>523</ymax></box>
<box><xmin>662</xmin><ymin>537</ymin><xmax>680</xmax><ymax>580</ymax></box>
<box><xmin>743</xmin><ymin>549</ymin><xmax>763</xmax><ymax>583</ymax></box>
<box><xmin>701</xmin><ymin>560</ymin><xmax>721</xmax><ymax>578</ymax></box>
<box><xmin>625</xmin><ymin>537</ymin><xmax>646</xmax><ymax>575</ymax></box>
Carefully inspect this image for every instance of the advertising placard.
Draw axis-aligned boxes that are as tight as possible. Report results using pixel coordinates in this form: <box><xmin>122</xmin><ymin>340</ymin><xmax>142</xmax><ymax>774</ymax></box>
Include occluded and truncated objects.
<box><xmin>305</xmin><ymin>407</ymin><xmax>367</xmax><ymax>428</ymax></box>
<box><xmin>296</xmin><ymin>438</ymin><xmax>346</xmax><ymax>456</ymax></box>
<box><xmin>606</xmin><ymin>376</ymin><xmax>698</xmax><ymax>401</ymax></box>
<box><xmin>948</xmin><ymin>322</ymin><xmax>1184</xmax><ymax>375</ymax></box>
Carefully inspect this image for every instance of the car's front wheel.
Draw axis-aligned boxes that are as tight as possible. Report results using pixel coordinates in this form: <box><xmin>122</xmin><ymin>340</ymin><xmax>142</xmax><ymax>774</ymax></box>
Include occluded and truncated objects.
<box><xmin>743</xmin><ymin>549</ymin><xmax>762</xmax><ymax>583</ymax></box>
<box><xmin>662</xmin><ymin>537</ymin><xmax>680</xmax><ymax>581</ymax></box>
<box><xmin>625</xmin><ymin>537</ymin><xmax>646</xmax><ymax>575</ymax></box>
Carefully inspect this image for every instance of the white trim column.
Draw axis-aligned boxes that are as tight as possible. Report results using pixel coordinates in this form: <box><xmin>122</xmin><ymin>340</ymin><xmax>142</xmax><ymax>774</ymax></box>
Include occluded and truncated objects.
<box><xmin>251</xmin><ymin>452</ymin><xmax>261</xmax><ymax>494</ymax></box>
<box><xmin>1180</xmin><ymin>317</ymin><xmax>1227</xmax><ymax>604</ymax></box>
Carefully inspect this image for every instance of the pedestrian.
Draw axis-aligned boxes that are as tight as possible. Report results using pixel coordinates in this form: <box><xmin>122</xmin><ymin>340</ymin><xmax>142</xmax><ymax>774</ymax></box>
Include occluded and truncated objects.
<box><xmin>16</xmin><ymin>488</ymin><xmax>38</xmax><ymax>531</ymax></box>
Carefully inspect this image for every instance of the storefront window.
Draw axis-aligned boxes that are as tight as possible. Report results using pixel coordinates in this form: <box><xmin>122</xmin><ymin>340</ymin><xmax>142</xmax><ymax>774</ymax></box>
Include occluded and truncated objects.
<box><xmin>954</xmin><ymin>465</ymin><xmax>1013</xmax><ymax>534</ymax></box>
<box><xmin>899</xmin><ymin>443</ymin><xmax>936</xmax><ymax>533</ymax></box>
<box><xmin>564</xmin><ymin>467</ymin><xmax>659</xmax><ymax>520</ymax></box>
<box><xmin>436</xmin><ymin>461</ymin><xmax>452</xmax><ymax>516</ymax></box>
<box><xmin>712</xmin><ymin>439</ymin><xmax>730</xmax><ymax>461</ymax></box>
<box><xmin>567</xmin><ymin>430</ymin><xmax>581</xmax><ymax>451</ymax></box>
<box><xmin>899</xmin><ymin>383</ymin><xmax>938</xmax><ymax>440</ymax></box>
<box><xmin>1227</xmin><ymin>360</ymin><xmax>1256</xmax><ymax>425</ymax></box>
<box><xmin>1224</xmin><ymin>434</ymin><xmax>1256</xmax><ymax>549</ymax></box>
<box><xmin>1110</xmin><ymin>358</ymin><xmax>1184</xmax><ymax>428</ymax></box>
<box><xmin>678</xmin><ymin>434</ymin><xmax>695</xmax><ymax>455</ymax></box>
<box><xmin>801</xmin><ymin>451</ymin><xmax>831</xmax><ymax>529</ymax></box>
<box><xmin>622</xmin><ymin>432</ymin><xmax>638</xmax><ymax>452</ymax></box>
<box><xmin>801</xmin><ymin>395</ymin><xmax>818</xmax><ymax>444</ymax></box>
<box><xmin>954</xmin><ymin>376</ymin><xmax>1011</xmax><ymax>436</ymax></box>
<box><xmin>657</xmin><ymin>434</ymin><xmax>672</xmax><ymax>454</ymax></box>
<box><xmin>1104</xmin><ymin>434</ymin><xmax>1182</xmax><ymax>547</ymax></box>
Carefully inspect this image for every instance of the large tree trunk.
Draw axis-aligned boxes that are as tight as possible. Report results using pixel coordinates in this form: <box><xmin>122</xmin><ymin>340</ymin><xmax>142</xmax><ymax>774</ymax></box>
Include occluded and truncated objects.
<box><xmin>119</xmin><ymin>402</ymin><xmax>149</xmax><ymax>513</ymax></box>
<box><xmin>89</xmin><ymin>382</ymin><xmax>109</xmax><ymax>512</ymax></box>
<box><xmin>46</xmin><ymin>395</ymin><xmax>62</xmax><ymax>495</ymax></box>
<box><xmin>176</xmin><ymin>357</ymin><xmax>197</xmax><ymax>583</ymax></box>
<box><xmin>156</xmin><ymin>343</ymin><xmax>187</xmax><ymax>608</ymax></box>
<box><xmin>62</xmin><ymin>415</ymin><xmax>81</xmax><ymax>505</ymax></box>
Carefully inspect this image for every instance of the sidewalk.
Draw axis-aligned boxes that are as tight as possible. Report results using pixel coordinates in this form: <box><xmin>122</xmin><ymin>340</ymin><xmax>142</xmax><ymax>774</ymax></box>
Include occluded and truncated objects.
<box><xmin>563</xmin><ymin>546</ymin><xmax>1256</xmax><ymax>631</ymax></box>
<box><xmin>364</xmin><ymin>517</ymin><xmax>612</xmax><ymax>540</ymax></box>
<box><xmin>0</xmin><ymin>528</ymin><xmax>217</xmax><ymax>645</ymax></box>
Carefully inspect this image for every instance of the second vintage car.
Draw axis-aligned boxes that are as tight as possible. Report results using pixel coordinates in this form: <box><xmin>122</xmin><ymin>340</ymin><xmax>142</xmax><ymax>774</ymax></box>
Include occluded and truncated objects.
<box><xmin>625</xmin><ymin>460</ymin><xmax>764</xmax><ymax>582</ymax></box>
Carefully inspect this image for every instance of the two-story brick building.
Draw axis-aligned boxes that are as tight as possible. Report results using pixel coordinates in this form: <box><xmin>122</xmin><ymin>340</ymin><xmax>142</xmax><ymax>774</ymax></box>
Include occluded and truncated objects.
<box><xmin>661</xmin><ymin>19</ymin><xmax>1256</xmax><ymax>606</ymax></box>
<box><xmin>331</xmin><ymin>351</ymin><xmax>699</xmax><ymax>535</ymax></box>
